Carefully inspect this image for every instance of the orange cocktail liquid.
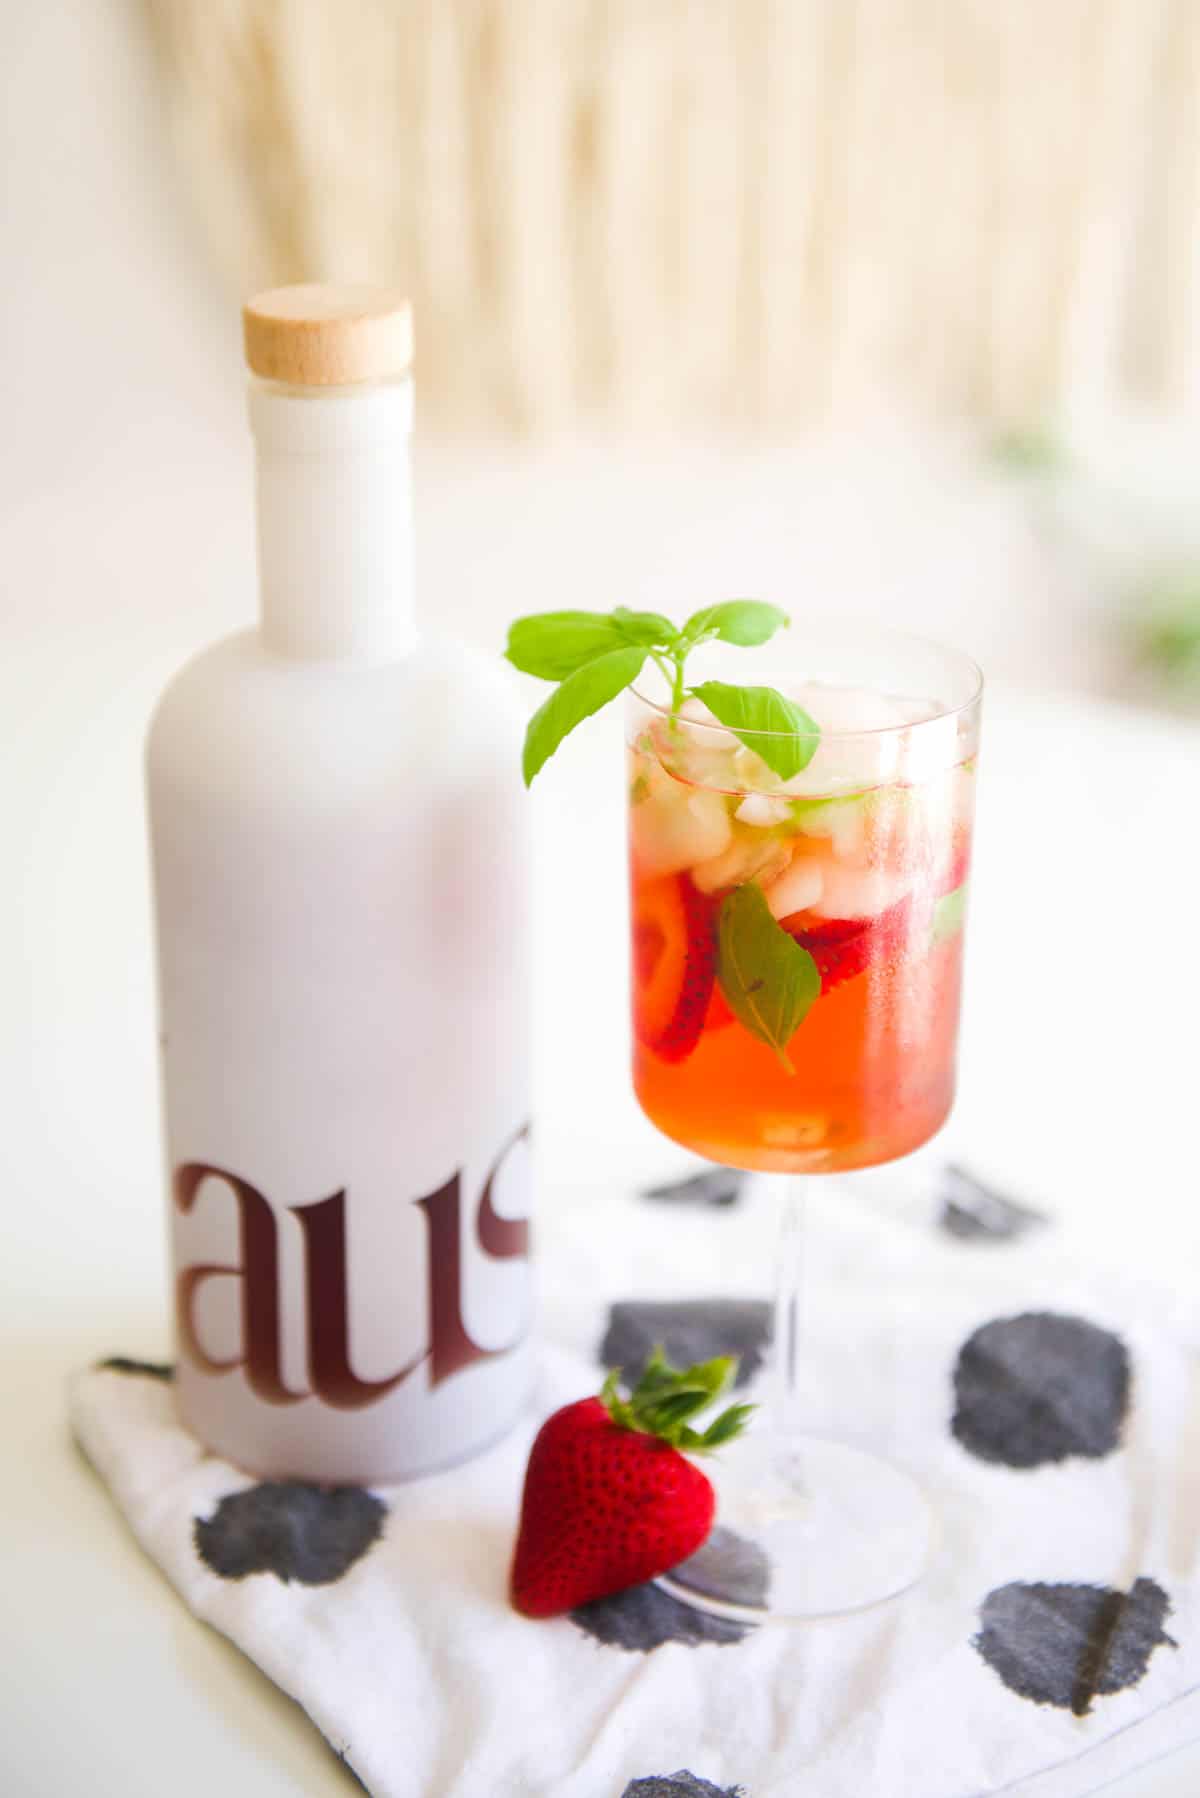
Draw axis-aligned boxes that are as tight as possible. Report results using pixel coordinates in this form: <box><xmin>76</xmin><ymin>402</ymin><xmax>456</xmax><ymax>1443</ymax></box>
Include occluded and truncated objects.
<box><xmin>633</xmin><ymin>911</ymin><xmax>964</xmax><ymax>1173</ymax></box>
<box><xmin>627</xmin><ymin>720</ymin><xmax>974</xmax><ymax>1174</ymax></box>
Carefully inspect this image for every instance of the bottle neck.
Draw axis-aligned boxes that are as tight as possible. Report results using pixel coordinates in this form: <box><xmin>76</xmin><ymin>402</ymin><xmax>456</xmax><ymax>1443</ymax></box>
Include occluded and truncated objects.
<box><xmin>249</xmin><ymin>377</ymin><xmax>416</xmax><ymax>665</ymax></box>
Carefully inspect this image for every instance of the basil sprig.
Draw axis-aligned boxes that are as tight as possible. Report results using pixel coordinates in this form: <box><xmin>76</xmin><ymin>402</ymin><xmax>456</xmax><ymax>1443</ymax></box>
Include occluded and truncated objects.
<box><xmin>506</xmin><ymin>599</ymin><xmax>820</xmax><ymax>784</ymax></box>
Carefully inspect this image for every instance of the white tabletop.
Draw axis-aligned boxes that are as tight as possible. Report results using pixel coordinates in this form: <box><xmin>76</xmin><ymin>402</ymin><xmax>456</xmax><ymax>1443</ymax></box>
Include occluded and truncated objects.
<box><xmin>3</xmin><ymin>435</ymin><xmax>1200</xmax><ymax>1795</ymax></box>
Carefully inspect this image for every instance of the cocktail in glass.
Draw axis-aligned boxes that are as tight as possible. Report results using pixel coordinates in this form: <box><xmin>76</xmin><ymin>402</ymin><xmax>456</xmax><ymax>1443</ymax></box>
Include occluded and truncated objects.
<box><xmin>626</xmin><ymin>623</ymin><xmax>981</xmax><ymax>1619</ymax></box>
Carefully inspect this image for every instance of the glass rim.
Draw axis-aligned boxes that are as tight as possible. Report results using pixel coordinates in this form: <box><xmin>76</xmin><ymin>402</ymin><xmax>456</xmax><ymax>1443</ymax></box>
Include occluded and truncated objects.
<box><xmin>628</xmin><ymin>626</ymin><xmax>984</xmax><ymax>741</ymax></box>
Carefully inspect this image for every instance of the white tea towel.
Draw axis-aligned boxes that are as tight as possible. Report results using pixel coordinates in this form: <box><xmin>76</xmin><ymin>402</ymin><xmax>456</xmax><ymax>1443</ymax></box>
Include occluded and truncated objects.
<box><xmin>69</xmin><ymin>1172</ymin><xmax>1200</xmax><ymax>1798</ymax></box>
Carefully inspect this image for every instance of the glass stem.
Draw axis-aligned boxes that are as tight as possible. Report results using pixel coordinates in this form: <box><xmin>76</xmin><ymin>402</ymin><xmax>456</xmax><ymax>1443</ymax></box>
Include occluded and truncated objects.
<box><xmin>772</xmin><ymin>1173</ymin><xmax>806</xmax><ymax>1488</ymax></box>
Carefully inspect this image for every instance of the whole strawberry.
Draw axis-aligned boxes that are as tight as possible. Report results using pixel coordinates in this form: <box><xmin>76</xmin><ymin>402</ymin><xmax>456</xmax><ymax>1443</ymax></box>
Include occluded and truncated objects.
<box><xmin>510</xmin><ymin>1349</ymin><xmax>754</xmax><ymax>1618</ymax></box>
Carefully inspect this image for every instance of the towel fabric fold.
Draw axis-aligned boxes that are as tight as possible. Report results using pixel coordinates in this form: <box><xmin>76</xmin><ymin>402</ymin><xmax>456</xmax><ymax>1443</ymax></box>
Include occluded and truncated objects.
<box><xmin>69</xmin><ymin>1171</ymin><xmax>1199</xmax><ymax>1798</ymax></box>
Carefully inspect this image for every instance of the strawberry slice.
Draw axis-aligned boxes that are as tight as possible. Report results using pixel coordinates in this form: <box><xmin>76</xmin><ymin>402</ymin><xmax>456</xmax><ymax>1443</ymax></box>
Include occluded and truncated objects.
<box><xmin>631</xmin><ymin>875</ymin><xmax>719</xmax><ymax>1061</ymax></box>
<box><xmin>780</xmin><ymin>831</ymin><xmax>973</xmax><ymax>994</ymax></box>
<box><xmin>781</xmin><ymin>894</ymin><xmax>917</xmax><ymax>993</ymax></box>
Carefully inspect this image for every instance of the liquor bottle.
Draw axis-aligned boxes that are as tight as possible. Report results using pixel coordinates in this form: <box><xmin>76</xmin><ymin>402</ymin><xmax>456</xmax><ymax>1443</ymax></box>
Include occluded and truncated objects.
<box><xmin>146</xmin><ymin>286</ymin><xmax>533</xmax><ymax>1482</ymax></box>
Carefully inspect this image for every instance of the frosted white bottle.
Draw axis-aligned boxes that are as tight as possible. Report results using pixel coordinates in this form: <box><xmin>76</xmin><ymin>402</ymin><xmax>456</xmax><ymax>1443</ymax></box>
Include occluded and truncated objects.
<box><xmin>146</xmin><ymin>286</ymin><xmax>533</xmax><ymax>1482</ymax></box>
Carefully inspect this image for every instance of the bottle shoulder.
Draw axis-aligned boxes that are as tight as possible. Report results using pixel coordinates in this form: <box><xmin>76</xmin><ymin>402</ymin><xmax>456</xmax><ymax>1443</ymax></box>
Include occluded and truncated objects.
<box><xmin>146</xmin><ymin>630</ymin><xmax>526</xmax><ymax>798</ymax></box>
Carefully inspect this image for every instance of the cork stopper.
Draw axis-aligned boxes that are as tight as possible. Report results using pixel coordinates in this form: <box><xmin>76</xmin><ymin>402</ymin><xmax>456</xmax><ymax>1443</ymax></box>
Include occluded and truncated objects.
<box><xmin>242</xmin><ymin>284</ymin><xmax>413</xmax><ymax>387</ymax></box>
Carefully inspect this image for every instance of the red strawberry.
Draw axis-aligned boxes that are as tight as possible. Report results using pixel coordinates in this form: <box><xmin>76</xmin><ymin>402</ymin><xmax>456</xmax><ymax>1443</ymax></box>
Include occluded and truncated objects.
<box><xmin>510</xmin><ymin>1351</ymin><xmax>753</xmax><ymax>1618</ymax></box>
<box><xmin>631</xmin><ymin>875</ymin><xmax>719</xmax><ymax>1062</ymax></box>
<box><xmin>781</xmin><ymin>842</ymin><xmax>972</xmax><ymax>993</ymax></box>
<box><xmin>703</xmin><ymin>981</ymin><xmax>736</xmax><ymax>1033</ymax></box>
<box><xmin>781</xmin><ymin>894</ymin><xmax>917</xmax><ymax>993</ymax></box>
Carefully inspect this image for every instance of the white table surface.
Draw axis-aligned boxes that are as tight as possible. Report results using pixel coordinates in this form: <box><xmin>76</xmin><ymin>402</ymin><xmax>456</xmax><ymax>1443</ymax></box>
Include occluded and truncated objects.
<box><xmin>4</xmin><ymin>437</ymin><xmax>1200</xmax><ymax>1795</ymax></box>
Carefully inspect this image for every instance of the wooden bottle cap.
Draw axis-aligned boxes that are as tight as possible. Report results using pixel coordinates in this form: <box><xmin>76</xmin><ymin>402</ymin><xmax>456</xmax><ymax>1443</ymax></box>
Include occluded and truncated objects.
<box><xmin>242</xmin><ymin>284</ymin><xmax>414</xmax><ymax>386</ymax></box>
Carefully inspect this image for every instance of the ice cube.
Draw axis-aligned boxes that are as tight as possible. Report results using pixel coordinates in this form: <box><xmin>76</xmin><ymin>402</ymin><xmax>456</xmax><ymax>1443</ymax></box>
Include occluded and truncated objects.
<box><xmin>791</xmin><ymin>681</ymin><xmax>923</xmax><ymax>734</ymax></box>
<box><xmin>810</xmin><ymin>859</ymin><xmax>912</xmax><ymax>921</ymax></box>
<box><xmin>763</xmin><ymin>855</ymin><xmax>825</xmax><ymax>919</ymax></box>
<box><xmin>779</xmin><ymin>683</ymin><xmax>954</xmax><ymax>797</ymax></box>
<box><xmin>792</xmin><ymin>795</ymin><xmax>867</xmax><ymax>857</ymax></box>
<box><xmin>651</xmin><ymin>716</ymin><xmax>747</xmax><ymax>794</ymax></box>
<box><xmin>692</xmin><ymin>834</ymin><xmax>792</xmax><ymax>895</ymax></box>
<box><xmin>630</xmin><ymin>769</ymin><xmax>733</xmax><ymax>876</ymax></box>
<box><xmin>677</xmin><ymin>696</ymin><xmax>721</xmax><ymax>732</ymax></box>
<box><xmin>734</xmin><ymin>793</ymin><xmax>794</xmax><ymax>828</ymax></box>
<box><xmin>781</xmin><ymin>746</ymin><xmax>899</xmax><ymax>801</ymax></box>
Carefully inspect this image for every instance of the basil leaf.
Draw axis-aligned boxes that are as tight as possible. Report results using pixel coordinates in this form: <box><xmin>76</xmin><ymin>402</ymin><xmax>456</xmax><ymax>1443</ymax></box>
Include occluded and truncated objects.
<box><xmin>682</xmin><ymin>600</ymin><xmax>790</xmax><ymax>648</ymax></box>
<box><xmin>716</xmin><ymin>882</ymin><xmax>821</xmax><ymax>1072</ymax></box>
<box><xmin>692</xmin><ymin>680</ymin><xmax>820</xmax><ymax>780</ymax></box>
<box><xmin>932</xmin><ymin>880</ymin><xmax>969</xmax><ymax>944</ymax></box>
<box><xmin>506</xmin><ymin>611</ymin><xmax>630</xmax><ymax>680</ymax></box>
<box><xmin>521</xmin><ymin>646</ymin><xmax>647</xmax><ymax>785</ymax></box>
<box><xmin>612</xmin><ymin>607</ymin><xmax>680</xmax><ymax>647</ymax></box>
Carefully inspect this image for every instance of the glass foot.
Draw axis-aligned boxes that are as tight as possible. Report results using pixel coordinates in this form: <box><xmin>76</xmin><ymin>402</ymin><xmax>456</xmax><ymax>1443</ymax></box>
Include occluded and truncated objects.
<box><xmin>657</xmin><ymin>1434</ymin><xmax>935</xmax><ymax>1623</ymax></box>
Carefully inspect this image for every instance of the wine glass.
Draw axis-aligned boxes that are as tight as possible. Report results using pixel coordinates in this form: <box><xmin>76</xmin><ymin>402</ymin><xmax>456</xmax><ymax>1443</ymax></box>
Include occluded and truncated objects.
<box><xmin>626</xmin><ymin>622</ymin><xmax>982</xmax><ymax>1620</ymax></box>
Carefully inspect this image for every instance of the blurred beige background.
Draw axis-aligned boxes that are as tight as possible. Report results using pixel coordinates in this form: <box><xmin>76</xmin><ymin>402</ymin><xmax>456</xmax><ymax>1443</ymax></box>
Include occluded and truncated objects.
<box><xmin>6</xmin><ymin>0</ymin><xmax>1200</xmax><ymax>703</ymax></box>
<box><xmin>146</xmin><ymin>0</ymin><xmax>1200</xmax><ymax>440</ymax></box>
